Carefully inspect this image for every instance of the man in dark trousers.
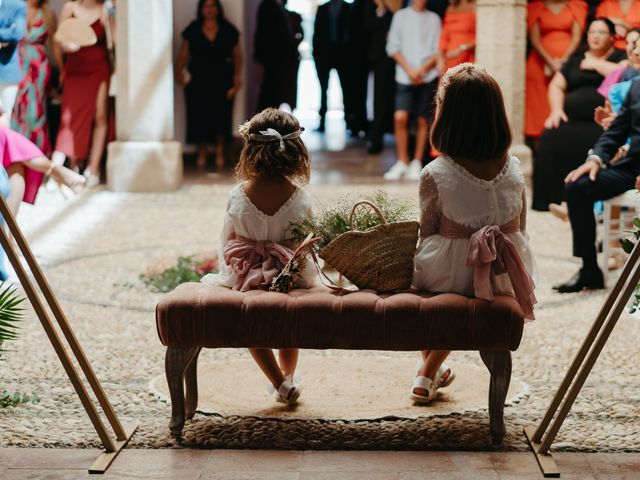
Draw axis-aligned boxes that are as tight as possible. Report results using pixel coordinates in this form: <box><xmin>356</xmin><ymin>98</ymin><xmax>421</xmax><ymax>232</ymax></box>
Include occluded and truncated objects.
<box><xmin>255</xmin><ymin>0</ymin><xmax>298</xmax><ymax>110</ymax></box>
<box><xmin>313</xmin><ymin>0</ymin><xmax>352</xmax><ymax>132</ymax></box>
<box><xmin>554</xmin><ymin>78</ymin><xmax>640</xmax><ymax>292</ymax></box>
<box><xmin>364</xmin><ymin>0</ymin><xmax>398</xmax><ymax>153</ymax></box>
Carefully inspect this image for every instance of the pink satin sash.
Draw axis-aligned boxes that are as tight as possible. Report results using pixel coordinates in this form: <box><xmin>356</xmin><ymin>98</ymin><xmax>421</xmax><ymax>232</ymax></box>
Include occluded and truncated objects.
<box><xmin>439</xmin><ymin>216</ymin><xmax>537</xmax><ymax>319</ymax></box>
<box><xmin>223</xmin><ymin>236</ymin><xmax>294</xmax><ymax>292</ymax></box>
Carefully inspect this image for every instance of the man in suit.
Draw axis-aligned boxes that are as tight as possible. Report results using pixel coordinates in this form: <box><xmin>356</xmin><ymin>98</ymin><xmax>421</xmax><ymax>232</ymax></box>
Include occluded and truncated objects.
<box><xmin>0</xmin><ymin>0</ymin><xmax>26</xmax><ymax>126</ymax></box>
<box><xmin>255</xmin><ymin>0</ymin><xmax>298</xmax><ymax>110</ymax></box>
<box><xmin>554</xmin><ymin>78</ymin><xmax>640</xmax><ymax>292</ymax></box>
<box><xmin>313</xmin><ymin>0</ymin><xmax>353</xmax><ymax>132</ymax></box>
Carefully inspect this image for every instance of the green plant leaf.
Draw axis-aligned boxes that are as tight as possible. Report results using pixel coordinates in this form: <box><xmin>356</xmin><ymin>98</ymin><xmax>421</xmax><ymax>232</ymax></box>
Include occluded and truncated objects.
<box><xmin>622</xmin><ymin>238</ymin><xmax>635</xmax><ymax>254</ymax></box>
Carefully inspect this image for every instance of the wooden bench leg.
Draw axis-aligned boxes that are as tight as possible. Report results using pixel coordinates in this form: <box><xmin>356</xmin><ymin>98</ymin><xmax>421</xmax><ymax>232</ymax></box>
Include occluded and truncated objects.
<box><xmin>184</xmin><ymin>347</ymin><xmax>202</xmax><ymax>420</ymax></box>
<box><xmin>480</xmin><ymin>350</ymin><xmax>512</xmax><ymax>445</ymax></box>
<box><xmin>165</xmin><ymin>346</ymin><xmax>199</xmax><ymax>440</ymax></box>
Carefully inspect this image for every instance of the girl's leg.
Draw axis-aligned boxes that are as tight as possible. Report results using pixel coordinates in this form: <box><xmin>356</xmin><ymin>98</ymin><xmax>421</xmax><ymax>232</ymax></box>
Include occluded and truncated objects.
<box><xmin>248</xmin><ymin>348</ymin><xmax>286</xmax><ymax>390</ymax></box>
<box><xmin>278</xmin><ymin>348</ymin><xmax>299</xmax><ymax>378</ymax></box>
<box><xmin>413</xmin><ymin>116</ymin><xmax>429</xmax><ymax>162</ymax></box>
<box><xmin>85</xmin><ymin>81</ymin><xmax>109</xmax><ymax>178</ymax></box>
<box><xmin>215</xmin><ymin>135</ymin><xmax>225</xmax><ymax>169</ymax></box>
<box><xmin>5</xmin><ymin>164</ymin><xmax>26</xmax><ymax>215</ymax></box>
<box><xmin>414</xmin><ymin>350</ymin><xmax>451</xmax><ymax>396</ymax></box>
<box><xmin>196</xmin><ymin>145</ymin><xmax>208</xmax><ymax>171</ymax></box>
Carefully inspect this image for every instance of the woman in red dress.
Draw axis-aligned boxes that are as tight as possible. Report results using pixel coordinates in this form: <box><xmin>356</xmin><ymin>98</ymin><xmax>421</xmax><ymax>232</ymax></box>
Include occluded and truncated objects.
<box><xmin>525</xmin><ymin>0</ymin><xmax>587</xmax><ymax>143</ymax></box>
<box><xmin>596</xmin><ymin>0</ymin><xmax>640</xmax><ymax>50</ymax></box>
<box><xmin>437</xmin><ymin>0</ymin><xmax>476</xmax><ymax>73</ymax></box>
<box><xmin>52</xmin><ymin>0</ymin><xmax>113</xmax><ymax>187</ymax></box>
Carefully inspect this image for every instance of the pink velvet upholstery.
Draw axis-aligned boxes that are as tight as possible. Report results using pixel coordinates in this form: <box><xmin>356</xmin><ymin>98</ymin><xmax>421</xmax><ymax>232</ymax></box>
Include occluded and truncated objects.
<box><xmin>156</xmin><ymin>283</ymin><xmax>524</xmax><ymax>351</ymax></box>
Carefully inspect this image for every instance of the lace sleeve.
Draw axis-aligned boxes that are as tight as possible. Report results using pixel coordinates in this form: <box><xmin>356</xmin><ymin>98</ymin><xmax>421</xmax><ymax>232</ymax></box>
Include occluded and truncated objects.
<box><xmin>418</xmin><ymin>170</ymin><xmax>441</xmax><ymax>239</ymax></box>
<box><xmin>520</xmin><ymin>188</ymin><xmax>528</xmax><ymax>234</ymax></box>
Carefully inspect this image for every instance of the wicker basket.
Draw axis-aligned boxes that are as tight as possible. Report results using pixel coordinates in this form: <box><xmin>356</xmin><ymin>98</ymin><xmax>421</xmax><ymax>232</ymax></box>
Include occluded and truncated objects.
<box><xmin>319</xmin><ymin>201</ymin><xmax>419</xmax><ymax>291</ymax></box>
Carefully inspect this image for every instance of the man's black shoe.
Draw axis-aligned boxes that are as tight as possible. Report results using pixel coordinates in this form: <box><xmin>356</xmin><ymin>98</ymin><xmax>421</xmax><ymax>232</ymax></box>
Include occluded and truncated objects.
<box><xmin>552</xmin><ymin>268</ymin><xmax>605</xmax><ymax>293</ymax></box>
<box><xmin>367</xmin><ymin>140</ymin><xmax>383</xmax><ymax>154</ymax></box>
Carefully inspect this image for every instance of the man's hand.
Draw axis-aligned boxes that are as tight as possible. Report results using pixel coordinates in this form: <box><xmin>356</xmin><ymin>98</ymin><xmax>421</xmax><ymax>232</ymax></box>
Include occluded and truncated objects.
<box><xmin>544</xmin><ymin>109</ymin><xmax>569</xmax><ymax>129</ymax></box>
<box><xmin>565</xmin><ymin>159</ymin><xmax>601</xmax><ymax>183</ymax></box>
<box><xmin>408</xmin><ymin>67</ymin><xmax>423</xmax><ymax>84</ymax></box>
<box><xmin>634</xmin><ymin>175</ymin><xmax>640</xmax><ymax>190</ymax></box>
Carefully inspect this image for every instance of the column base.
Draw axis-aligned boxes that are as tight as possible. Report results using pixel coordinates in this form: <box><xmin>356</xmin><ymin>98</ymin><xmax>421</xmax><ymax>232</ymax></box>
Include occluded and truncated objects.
<box><xmin>510</xmin><ymin>143</ymin><xmax>532</xmax><ymax>179</ymax></box>
<box><xmin>107</xmin><ymin>141</ymin><xmax>182</xmax><ymax>192</ymax></box>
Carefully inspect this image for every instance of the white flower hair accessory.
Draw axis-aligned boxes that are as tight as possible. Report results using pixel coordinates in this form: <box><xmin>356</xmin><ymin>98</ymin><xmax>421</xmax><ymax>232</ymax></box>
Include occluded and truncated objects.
<box><xmin>248</xmin><ymin>127</ymin><xmax>305</xmax><ymax>152</ymax></box>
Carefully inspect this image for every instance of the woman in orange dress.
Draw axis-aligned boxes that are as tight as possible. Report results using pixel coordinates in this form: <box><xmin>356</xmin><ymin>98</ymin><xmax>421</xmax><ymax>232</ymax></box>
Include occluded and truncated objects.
<box><xmin>526</xmin><ymin>0</ymin><xmax>587</xmax><ymax>141</ymax></box>
<box><xmin>437</xmin><ymin>0</ymin><xmax>475</xmax><ymax>72</ymax></box>
<box><xmin>596</xmin><ymin>0</ymin><xmax>640</xmax><ymax>50</ymax></box>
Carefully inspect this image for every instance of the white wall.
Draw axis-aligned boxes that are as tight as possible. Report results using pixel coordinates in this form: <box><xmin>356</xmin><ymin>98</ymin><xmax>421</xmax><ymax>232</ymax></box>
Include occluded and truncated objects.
<box><xmin>48</xmin><ymin>0</ymin><xmax>248</xmax><ymax>147</ymax></box>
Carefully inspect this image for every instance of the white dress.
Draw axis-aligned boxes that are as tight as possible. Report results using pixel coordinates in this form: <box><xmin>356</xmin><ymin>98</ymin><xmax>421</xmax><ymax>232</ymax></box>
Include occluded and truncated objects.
<box><xmin>201</xmin><ymin>184</ymin><xmax>317</xmax><ymax>289</ymax></box>
<box><xmin>412</xmin><ymin>155</ymin><xmax>536</xmax><ymax>301</ymax></box>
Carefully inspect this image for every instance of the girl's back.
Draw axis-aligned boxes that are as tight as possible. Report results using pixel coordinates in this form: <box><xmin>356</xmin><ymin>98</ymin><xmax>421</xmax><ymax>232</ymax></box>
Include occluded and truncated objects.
<box><xmin>414</xmin><ymin>154</ymin><xmax>535</xmax><ymax>303</ymax></box>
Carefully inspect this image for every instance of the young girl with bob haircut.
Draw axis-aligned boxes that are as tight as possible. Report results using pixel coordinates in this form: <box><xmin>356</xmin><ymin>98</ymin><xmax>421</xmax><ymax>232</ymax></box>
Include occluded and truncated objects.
<box><xmin>201</xmin><ymin>108</ymin><xmax>316</xmax><ymax>405</ymax></box>
<box><xmin>411</xmin><ymin>63</ymin><xmax>536</xmax><ymax>404</ymax></box>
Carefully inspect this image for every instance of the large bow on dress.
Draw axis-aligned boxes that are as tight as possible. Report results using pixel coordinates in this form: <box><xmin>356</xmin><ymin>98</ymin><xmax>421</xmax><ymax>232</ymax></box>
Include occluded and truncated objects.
<box><xmin>223</xmin><ymin>236</ymin><xmax>294</xmax><ymax>292</ymax></box>
<box><xmin>440</xmin><ymin>216</ymin><xmax>537</xmax><ymax>319</ymax></box>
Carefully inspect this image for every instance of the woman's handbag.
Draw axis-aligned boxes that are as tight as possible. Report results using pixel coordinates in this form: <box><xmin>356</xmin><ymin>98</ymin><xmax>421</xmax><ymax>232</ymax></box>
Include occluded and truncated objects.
<box><xmin>319</xmin><ymin>201</ymin><xmax>419</xmax><ymax>291</ymax></box>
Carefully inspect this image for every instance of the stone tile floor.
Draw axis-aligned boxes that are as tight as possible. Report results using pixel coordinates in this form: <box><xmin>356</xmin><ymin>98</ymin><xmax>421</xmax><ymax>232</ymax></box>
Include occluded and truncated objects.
<box><xmin>1</xmin><ymin>448</ymin><xmax>639</xmax><ymax>479</ymax></box>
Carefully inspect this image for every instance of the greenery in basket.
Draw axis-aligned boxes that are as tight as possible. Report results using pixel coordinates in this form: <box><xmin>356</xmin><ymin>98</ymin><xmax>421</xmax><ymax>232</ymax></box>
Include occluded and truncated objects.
<box><xmin>0</xmin><ymin>282</ymin><xmax>39</xmax><ymax>408</ymax></box>
<box><xmin>140</xmin><ymin>255</ymin><xmax>218</xmax><ymax>293</ymax></box>
<box><xmin>289</xmin><ymin>190</ymin><xmax>417</xmax><ymax>250</ymax></box>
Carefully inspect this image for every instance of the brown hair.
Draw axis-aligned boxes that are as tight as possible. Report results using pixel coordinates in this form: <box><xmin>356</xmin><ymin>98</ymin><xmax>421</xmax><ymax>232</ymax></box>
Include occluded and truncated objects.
<box><xmin>236</xmin><ymin>108</ymin><xmax>311</xmax><ymax>183</ymax></box>
<box><xmin>430</xmin><ymin>63</ymin><xmax>512</xmax><ymax>163</ymax></box>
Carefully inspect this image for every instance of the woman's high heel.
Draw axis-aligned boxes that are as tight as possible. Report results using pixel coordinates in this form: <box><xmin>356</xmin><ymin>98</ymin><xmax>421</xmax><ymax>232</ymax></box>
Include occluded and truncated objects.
<box><xmin>46</xmin><ymin>163</ymin><xmax>87</xmax><ymax>198</ymax></box>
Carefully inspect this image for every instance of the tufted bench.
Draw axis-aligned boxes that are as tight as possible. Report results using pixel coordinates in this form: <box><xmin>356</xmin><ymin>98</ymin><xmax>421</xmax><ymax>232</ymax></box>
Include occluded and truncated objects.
<box><xmin>156</xmin><ymin>283</ymin><xmax>525</xmax><ymax>444</ymax></box>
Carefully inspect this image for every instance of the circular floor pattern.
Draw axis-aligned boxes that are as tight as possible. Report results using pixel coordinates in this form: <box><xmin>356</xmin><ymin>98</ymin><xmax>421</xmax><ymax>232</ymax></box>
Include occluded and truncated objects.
<box><xmin>149</xmin><ymin>353</ymin><xmax>529</xmax><ymax>421</ymax></box>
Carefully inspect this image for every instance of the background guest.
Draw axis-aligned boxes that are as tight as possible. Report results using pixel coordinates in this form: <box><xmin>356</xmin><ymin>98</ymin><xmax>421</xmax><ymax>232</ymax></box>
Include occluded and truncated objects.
<box><xmin>596</xmin><ymin>0</ymin><xmax>640</xmax><ymax>50</ymax></box>
<box><xmin>345</xmin><ymin>0</ymin><xmax>370</xmax><ymax>137</ymax></box>
<box><xmin>384</xmin><ymin>0</ymin><xmax>441</xmax><ymax>181</ymax></box>
<box><xmin>11</xmin><ymin>0</ymin><xmax>57</xmax><ymax>157</ymax></box>
<box><xmin>175</xmin><ymin>0</ymin><xmax>241</xmax><ymax>172</ymax></box>
<box><xmin>313</xmin><ymin>0</ymin><xmax>353</xmax><ymax>133</ymax></box>
<box><xmin>532</xmin><ymin>17</ymin><xmax>625</xmax><ymax>211</ymax></box>
<box><xmin>525</xmin><ymin>0</ymin><xmax>586</xmax><ymax>147</ymax></box>
<box><xmin>52</xmin><ymin>0</ymin><xmax>114</xmax><ymax>187</ymax></box>
<box><xmin>0</xmin><ymin>0</ymin><xmax>26</xmax><ymax>125</ymax></box>
<box><xmin>282</xmin><ymin>0</ymin><xmax>303</xmax><ymax>111</ymax></box>
<box><xmin>437</xmin><ymin>0</ymin><xmax>476</xmax><ymax>73</ymax></box>
<box><xmin>364</xmin><ymin>0</ymin><xmax>401</xmax><ymax>154</ymax></box>
<box><xmin>254</xmin><ymin>0</ymin><xmax>298</xmax><ymax>111</ymax></box>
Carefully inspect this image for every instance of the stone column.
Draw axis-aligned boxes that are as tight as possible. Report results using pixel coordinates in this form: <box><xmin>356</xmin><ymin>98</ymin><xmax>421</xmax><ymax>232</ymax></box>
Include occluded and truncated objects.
<box><xmin>476</xmin><ymin>0</ymin><xmax>531</xmax><ymax>171</ymax></box>
<box><xmin>106</xmin><ymin>0</ymin><xmax>182</xmax><ymax>192</ymax></box>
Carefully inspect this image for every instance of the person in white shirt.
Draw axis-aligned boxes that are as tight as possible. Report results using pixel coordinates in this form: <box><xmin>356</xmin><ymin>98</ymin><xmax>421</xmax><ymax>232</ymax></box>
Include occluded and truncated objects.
<box><xmin>384</xmin><ymin>0</ymin><xmax>441</xmax><ymax>181</ymax></box>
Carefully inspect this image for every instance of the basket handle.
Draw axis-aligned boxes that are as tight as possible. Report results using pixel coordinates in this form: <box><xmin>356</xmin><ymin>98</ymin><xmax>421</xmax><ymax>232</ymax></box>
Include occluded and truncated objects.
<box><xmin>348</xmin><ymin>200</ymin><xmax>387</xmax><ymax>230</ymax></box>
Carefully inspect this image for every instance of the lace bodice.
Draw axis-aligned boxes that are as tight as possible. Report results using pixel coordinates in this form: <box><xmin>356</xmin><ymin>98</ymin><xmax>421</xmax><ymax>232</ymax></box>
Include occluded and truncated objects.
<box><xmin>201</xmin><ymin>183</ymin><xmax>316</xmax><ymax>289</ymax></box>
<box><xmin>418</xmin><ymin>155</ymin><xmax>527</xmax><ymax>238</ymax></box>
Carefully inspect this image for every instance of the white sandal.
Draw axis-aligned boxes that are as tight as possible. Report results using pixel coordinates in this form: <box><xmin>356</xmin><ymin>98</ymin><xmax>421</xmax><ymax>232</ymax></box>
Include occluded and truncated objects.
<box><xmin>276</xmin><ymin>379</ymin><xmax>301</xmax><ymax>405</ymax></box>
<box><xmin>415</xmin><ymin>360</ymin><xmax>456</xmax><ymax>389</ymax></box>
<box><xmin>274</xmin><ymin>374</ymin><xmax>302</xmax><ymax>404</ymax></box>
<box><xmin>436</xmin><ymin>363</ymin><xmax>456</xmax><ymax>389</ymax></box>
<box><xmin>411</xmin><ymin>376</ymin><xmax>438</xmax><ymax>404</ymax></box>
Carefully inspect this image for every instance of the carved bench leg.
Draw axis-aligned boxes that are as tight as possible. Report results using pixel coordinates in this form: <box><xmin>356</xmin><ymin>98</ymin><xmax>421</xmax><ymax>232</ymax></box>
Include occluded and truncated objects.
<box><xmin>184</xmin><ymin>347</ymin><xmax>202</xmax><ymax>420</ymax></box>
<box><xmin>165</xmin><ymin>346</ymin><xmax>199</xmax><ymax>440</ymax></box>
<box><xmin>480</xmin><ymin>350</ymin><xmax>512</xmax><ymax>445</ymax></box>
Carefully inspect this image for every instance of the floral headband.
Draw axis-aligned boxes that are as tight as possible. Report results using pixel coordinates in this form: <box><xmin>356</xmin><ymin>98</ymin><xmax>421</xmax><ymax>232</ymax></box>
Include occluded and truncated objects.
<box><xmin>239</xmin><ymin>121</ymin><xmax>304</xmax><ymax>152</ymax></box>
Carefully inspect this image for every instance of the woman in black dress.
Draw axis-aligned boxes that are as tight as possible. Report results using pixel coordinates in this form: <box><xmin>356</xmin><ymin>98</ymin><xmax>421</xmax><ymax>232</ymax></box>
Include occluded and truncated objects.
<box><xmin>175</xmin><ymin>0</ymin><xmax>242</xmax><ymax>171</ymax></box>
<box><xmin>533</xmin><ymin>17</ymin><xmax>625</xmax><ymax>211</ymax></box>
